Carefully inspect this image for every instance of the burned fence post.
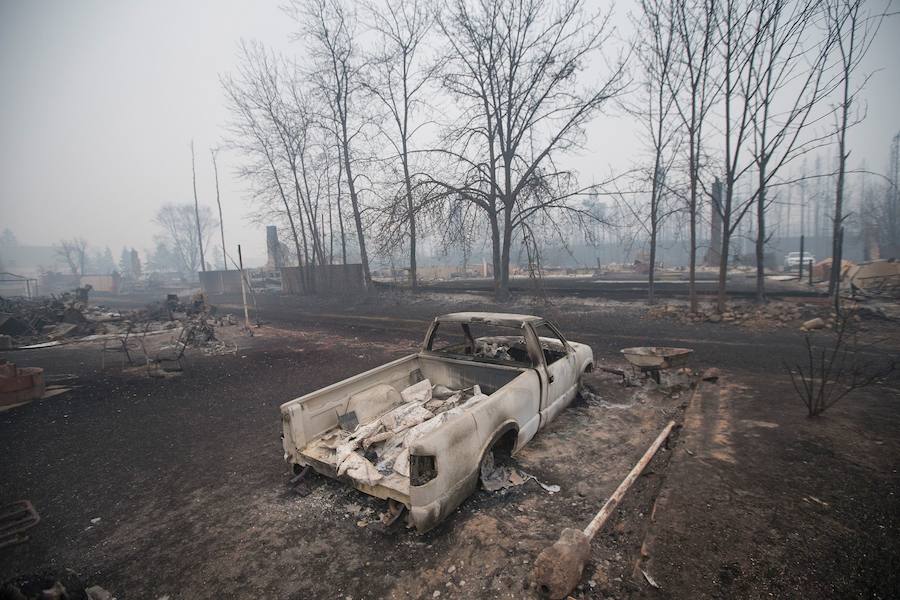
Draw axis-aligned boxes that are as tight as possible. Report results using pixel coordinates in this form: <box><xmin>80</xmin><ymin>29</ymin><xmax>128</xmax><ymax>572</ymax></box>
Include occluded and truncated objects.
<box><xmin>237</xmin><ymin>244</ymin><xmax>250</xmax><ymax>330</ymax></box>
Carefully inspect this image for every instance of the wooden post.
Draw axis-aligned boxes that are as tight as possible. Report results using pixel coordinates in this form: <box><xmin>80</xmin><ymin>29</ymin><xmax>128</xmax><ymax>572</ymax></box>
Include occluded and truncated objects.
<box><xmin>583</xmin><ymin>420</ymin><xmax>676</xmax><ymax>539</ymax></box>
<box><xmin>798</xmin><ymin>235</ymin><xmax>805</xmax><ymax>282</ymax></box>
<box><xmin>238</xmin><ymin>244</ymin><xmax>251</xmax><ymax>330</ymax></box>
<box><xmin>533</xmin><ymin>419</ymin><xmax>678</xmax><ymax>599</ymax></box>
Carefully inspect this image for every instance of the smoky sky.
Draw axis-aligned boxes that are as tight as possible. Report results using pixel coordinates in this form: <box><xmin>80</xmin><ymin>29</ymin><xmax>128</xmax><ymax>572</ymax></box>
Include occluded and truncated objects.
<box><xmin>1</xmin><ymin>0</ymin><xmax>898</xmax><ymax>266</ymax></box>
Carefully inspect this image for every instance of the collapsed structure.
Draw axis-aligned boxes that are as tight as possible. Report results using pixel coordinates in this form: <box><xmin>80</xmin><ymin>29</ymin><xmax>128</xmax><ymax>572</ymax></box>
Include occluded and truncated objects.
<box><xmin>0</xmin><ymin>290</ymin><xmax>235</xmax><ymax>363</ymax></box>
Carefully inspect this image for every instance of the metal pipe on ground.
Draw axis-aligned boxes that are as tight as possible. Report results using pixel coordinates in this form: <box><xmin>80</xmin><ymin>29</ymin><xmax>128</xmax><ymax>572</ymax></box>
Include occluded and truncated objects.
<box><xmin>531</xmin><ymin>420</ymin><xmax>677</xmax><ymax>599</ymax></box>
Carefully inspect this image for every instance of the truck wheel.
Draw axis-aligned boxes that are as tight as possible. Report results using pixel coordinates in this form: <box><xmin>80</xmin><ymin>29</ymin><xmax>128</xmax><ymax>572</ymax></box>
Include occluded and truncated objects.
<box><xmin>577</xmin><ymin>364</ymin><xmax>594</xmax><ymax>401</ymax></box>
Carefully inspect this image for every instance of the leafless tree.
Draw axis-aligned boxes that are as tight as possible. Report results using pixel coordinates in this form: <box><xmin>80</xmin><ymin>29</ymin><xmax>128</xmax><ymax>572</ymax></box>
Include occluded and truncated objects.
<box><xmin>434</xmin><ymin>0</ymin><xmax>626</xmax><ymax>300</ymax></box>
<box><xmin>190</xmin><ymin>140</ymin><xmax>207</xmax><ymax>272</ymax></box>
<box><xmin>332</xmin><ymin>140</ymin><xmax>348</xmax><ymax>265</ymax></box>
<box><xmin>282</xmin><ymin>75</ymin><xmax>329</xmax><ymax>272</ymax></box>
<box><xmin>155</xmin><ymin>204</ymin><xmax>217</xmax><ymax>276</ymax></box>
<box><xmin>210</xmin><ymin>147</ymin><xmax>228</xmax><ymax>271</ymax></box>
<box><xmin>746</xmin><ymin>0</ymin><xmax>836</xmax><ymax>303</ymax></box>
<box><xmin>291</xmin><ymin>0</ymin><xmax>373</xmax><ymax>287</ymax></box>
<box><xmin>55</xmin><ymin>237</ymin><xmax>88</xmax><ymax>276</ymax></box>
<box><xmin>712</xmin><ymin>0</ymin><xmax>765</xmax><ymax>313</ymax></box>
<box><xmin>784</xmin><ymin>309</ymin><xmax>896</xmax><ymax>417</ymax></box>
<box><xmin>670</xmin><ymin>0</ymin><xmax>718</xmax><ymax>313</ymax></box>
<box><xmin>631</xmin><ymin>0</ymin><xmax>683</xmax><ymax>304</ymax></box>
<box><xmin>825</xmin><ymin>0</ymin><xmax>888</xmax><ymax>310</ymax></box>
<box><xmin>222</xmin><ymin>42</ymin><xmax>305</xmax><ymax>273</ymax></box>
<box><xmin>363</xmin><ymin>0</ymin><xmax>437</xmax><ymax>289</ymax></box>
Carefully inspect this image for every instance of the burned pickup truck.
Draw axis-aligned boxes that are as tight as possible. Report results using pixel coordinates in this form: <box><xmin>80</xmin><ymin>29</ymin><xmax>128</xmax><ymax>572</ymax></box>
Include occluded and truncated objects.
<box><xmin>280</xmin><ymin>312</ymin><xmax>594</xmax><ymax>532</ymax></box>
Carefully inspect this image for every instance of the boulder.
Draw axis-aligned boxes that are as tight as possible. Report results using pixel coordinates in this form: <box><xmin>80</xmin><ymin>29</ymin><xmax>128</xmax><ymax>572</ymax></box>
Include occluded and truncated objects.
<box><xmin>85</xmin><ymin>586</ymin><xmax>113</xmax><ymax>600</ymax></box>
<box><xmin>802</xmin><ymin>317</ymin><xmax>825</xmax><ymax>330</ymax></box>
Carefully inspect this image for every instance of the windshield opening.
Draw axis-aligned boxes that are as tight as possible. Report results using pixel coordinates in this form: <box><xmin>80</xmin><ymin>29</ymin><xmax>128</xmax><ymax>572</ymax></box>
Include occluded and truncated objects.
<box><xmin>427</xmin><ymin>322</ymin><xmax>534</xmax><ymax>366</ymax></box>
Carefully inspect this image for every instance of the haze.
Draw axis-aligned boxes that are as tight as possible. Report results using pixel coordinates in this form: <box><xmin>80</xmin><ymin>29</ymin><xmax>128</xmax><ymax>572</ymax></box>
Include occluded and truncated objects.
<box><xmin>0</xmin><ymin>0</ymin><xmax>898</xmax><ymax>266</ymax></box>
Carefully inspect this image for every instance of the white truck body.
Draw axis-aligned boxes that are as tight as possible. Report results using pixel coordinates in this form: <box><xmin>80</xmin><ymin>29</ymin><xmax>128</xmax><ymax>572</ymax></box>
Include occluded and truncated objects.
<box><xmin>280</xmin><ymin>312</ymin><xmax>593</xmax><ymax>532</ymax></box>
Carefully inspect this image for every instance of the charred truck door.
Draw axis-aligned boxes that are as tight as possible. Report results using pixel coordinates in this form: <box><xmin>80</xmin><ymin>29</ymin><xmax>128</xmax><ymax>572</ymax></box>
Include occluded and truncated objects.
<box><xmin>527</xmin><ymin>321</ymin><xmax>577</xmax><ymax>427</ymax></box>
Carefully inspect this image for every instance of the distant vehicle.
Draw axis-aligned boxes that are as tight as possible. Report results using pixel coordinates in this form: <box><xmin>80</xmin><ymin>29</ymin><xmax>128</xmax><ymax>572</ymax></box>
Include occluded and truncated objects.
<box><xmin>784</xmin><ymin>252</ymin><xmax>815</xmax><ymax>271</ymax></box>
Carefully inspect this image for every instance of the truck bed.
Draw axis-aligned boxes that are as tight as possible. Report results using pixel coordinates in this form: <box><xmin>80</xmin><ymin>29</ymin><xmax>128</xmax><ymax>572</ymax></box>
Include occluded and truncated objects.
<box><xmin>281</xmin><ymin>354</ymin><xmax>527</xmax><ymax>505</ymax></box>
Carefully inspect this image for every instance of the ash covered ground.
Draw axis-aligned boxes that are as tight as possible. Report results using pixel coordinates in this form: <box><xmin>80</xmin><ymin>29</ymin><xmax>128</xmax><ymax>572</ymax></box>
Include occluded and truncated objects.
<box><xmin>2</xmin><ymin>289</ymin><xmax>898</xmax><ymax>599</ymax></box>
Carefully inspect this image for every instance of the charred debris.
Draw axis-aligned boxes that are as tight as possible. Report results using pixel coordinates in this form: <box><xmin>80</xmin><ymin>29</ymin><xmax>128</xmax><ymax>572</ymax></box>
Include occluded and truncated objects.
<box><xmin>0</xmin><ymin>288</ymin><xmax>237</xmax><ymax>354</ymax></box>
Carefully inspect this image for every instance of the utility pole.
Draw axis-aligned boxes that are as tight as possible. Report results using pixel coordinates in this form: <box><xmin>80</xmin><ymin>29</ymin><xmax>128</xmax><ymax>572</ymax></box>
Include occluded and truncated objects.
<box><xmin>191</xmin><ymin>140</ymin><xmax>206</xmax><ymax>272</ymax></box>
<box><xmin>211</xmin><ymin>148</ymin><xmax>227</xmax><ymax>271</ymax></box>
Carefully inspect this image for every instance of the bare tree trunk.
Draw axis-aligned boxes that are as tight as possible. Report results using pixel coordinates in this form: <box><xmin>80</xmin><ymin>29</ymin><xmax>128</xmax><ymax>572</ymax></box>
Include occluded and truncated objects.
<box><xmin>328</xmin><ymin>173</ymin><xmax>334</xmax><ymax>265</ymax></box>
<box><xmin>294</xmin><ymin>188</ymin><xmax>312</xmax><ymax>288</ymax></box>
<box><xmin>341</xmin><ymin>127</ymin><xmax>371</xmax><ymax>287</ymax></box>
<box><xmin>648</xmin><ymin>214</ymin><xmax>658</xmax><ymax>305</ymax></box>
<box><xmin>336</xmin><ymin>142</ymin><xmax>347</xmax><ymax>265</ymax></box>
<box><xmin>402</xmin><ymin>140</ymin><xmax>417</xmax><ymax>290</ymax></box>
<box><xmin>824</xmin><ymin>0</ymin><xmax>886</xmax><ymax>307</ymax></box>
<box><xmin>297</xmin><ymin>153</ymin><xmax>326</xmax><ymax>265</ymax></box>
<box><xmin>688</xmin><ymin>195</ymin><xmax>697</xmax><ymax>310</ymax></box>
<box><xmin>211</xmin><ymin>148</ymin><xmax>227</xmax><ymax>270</ymax></box>
<box><xmin>717</xmin><ymin>225</ymin><xmax>731</xmax><ymax>312</ymax></box>
<box><xmin>263</xmin><ymin>150</ymin><xmax>304</xmax><ymax>275</ymax></box>
<box><xmin>755</xmin><ymin>160</ymin><xmax>767</xmax><ymax>303</ymax></box>
<box><xmin>499</xmin><ymin>204</ymin><xmax>514</xmax><ymax>300</ymax></box>
<box><xmin>687</xmin><ymin>131</ymin><xmax>699</xmax><ymax>313</ymax></box>
<box><xmin>829</xmin><ymin>82</ymin><xmax>850</xmax><ymax>304</ymax></box>
<box><xmin>648</xmin><ymin>152</ymin><xmax>663</xmax><ymax>306</ymax></box>
<box><xmin>191</xmin><ymin>140</ymin><xmax>206</xmax><ymax>273</ymax></box>
<box><xmin>489</xmin><ymin>213</ymin><xmax>502</xmax><ymax>295</ymax></box>
<box><xmin>338</xmin><ymin>185</ymin><xmax>347</xmax><ymax>267</ymax></box>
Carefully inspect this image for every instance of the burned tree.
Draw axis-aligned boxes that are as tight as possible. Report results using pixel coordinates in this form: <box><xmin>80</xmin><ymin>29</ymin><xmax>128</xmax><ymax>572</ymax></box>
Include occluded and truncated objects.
<box><xmin>222</xmin><ymin>43</ymin><xmax>305</xmax><ymax>272</ymax></box>
<box><xmin>210</xmin><ymin>147</ymin><xmax>228</xmax><ymax>271</ymax></box>
<box><xmin>292</xmin><ymin>0</ymin><xmax>373</xmax><ymax>287</ymax></box>
<box><xmin>746</xmin><ymin>0</ymin><xmax>835</xmax><ymax>303</ymax></box>
<box><xmin>364</xmin><ymin>0</ymin><xmax>436</xmax><ymax>289</ymax></box>
<box><xmin>280</xmin><ymin>72</ymin><xmax>330</xmax><ymax>274</ymax></box>
<box><xmin>190</xmin><ymin>140</ymin><xmax>207</xmax><ymax>272</ymax></box>
<box><xmin>670</xmin><ymin>0</ymin><xmax>718</xmax><ymax>313</ymax></box>
<box><xmin>712</xmin><ymin>0</ymin><xmax>763</xmax><ymax>313</ymax></box>
<box><xmin>631</xmin><ymin>0</ymin><xmax>683</xmax><ymax>305</ymax></box>
<box><xmin>55</xmin><ymin>238</ymin><xmax>88</xmax><ymax>276</ymax></box>
<box><xmin>824</xmin><ymin>0</ymin><xmax>887</xmax><ymax>309</ymax></box>
<box><xmin>155</xmin><ymin>204</ymin><xmax>217</xmax><ymax>277</ymax></box>
<box><xmin>784</xmin><ymin>309</ymin><xmax>896</xmax><ymax>417</ymax></box>
<box><xmin>436</xmin><ymin>0</ymin><xmax>626</xmax><ymax>299</ymax></box>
